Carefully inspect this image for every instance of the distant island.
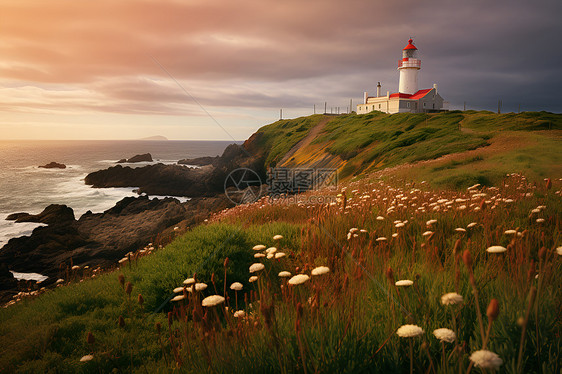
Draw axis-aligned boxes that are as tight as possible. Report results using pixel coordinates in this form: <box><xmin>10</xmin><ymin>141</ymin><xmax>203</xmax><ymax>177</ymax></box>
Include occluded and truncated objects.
<box><xmin>138</xmin><ymin>135</ymin><xmax>168</xmax><ymax>141</ymax></box>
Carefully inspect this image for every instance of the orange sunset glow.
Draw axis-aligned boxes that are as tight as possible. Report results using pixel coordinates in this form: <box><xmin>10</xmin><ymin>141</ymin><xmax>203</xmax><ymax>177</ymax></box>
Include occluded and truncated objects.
<box><xmin>1</xmin><ymin>0</ymin><xmax>560</xmax><ymax>140</ymax></box>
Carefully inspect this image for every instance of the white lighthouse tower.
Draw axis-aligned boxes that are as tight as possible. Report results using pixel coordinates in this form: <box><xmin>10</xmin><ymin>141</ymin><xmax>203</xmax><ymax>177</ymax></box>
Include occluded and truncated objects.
<box><xmin>398</xmin><ymin>39</ymin><xmax>421</xmax><ymax>95</ymax></box>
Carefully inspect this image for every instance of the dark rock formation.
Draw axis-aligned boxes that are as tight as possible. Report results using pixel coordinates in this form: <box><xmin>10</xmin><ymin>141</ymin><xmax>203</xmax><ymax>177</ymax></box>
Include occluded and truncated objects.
<box><xmin>0</xmin><ymin>263</ymin><xmax>17</xmax><ymax>291</ymax></box>
<box><xmin>6</xmin><ymin>204</ymin><xmax>75</xmax><ymax>225</ymax></box>
<box><xmin>178</xmin><ymin>155</ymin><xmax>220</xmax><ymax>166</ymax></box>
<box><xmin>39</xmin><ymin>162</ymin><xmax>66</xmax><ymax>169</ymax></box>
<box><xmin>0</xmin><ymin>195</ymin><xmax>231</xmax><ymax>282</ymax></box>
<box><xmin>87</xmin><ymin>143</ymin><xmax>265</xmax><ymax>197</ymax></box>
<box><xmin>117</xmin><ymin>153</ymin><xmax>153</xmax><ymax>163</ymax></box>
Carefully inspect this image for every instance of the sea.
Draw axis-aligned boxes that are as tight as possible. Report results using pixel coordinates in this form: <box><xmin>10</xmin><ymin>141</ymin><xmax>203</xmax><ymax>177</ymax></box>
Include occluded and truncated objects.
<box><xmin>0</xmin><ymin>140</ymin><xmax>237</xmax><ymax>252</ymax></box>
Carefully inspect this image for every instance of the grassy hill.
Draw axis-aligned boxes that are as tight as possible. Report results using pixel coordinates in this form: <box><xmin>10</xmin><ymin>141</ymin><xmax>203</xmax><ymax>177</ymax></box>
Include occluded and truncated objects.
<box><xmin>1</xmin><ymin>111</ymin><xmax>561</xmax><ymax>373</ymax></box>
<box><xmin>249</xmin><ymin>110</ymin><xmax>562</xmax><ymax>188</ymax></box>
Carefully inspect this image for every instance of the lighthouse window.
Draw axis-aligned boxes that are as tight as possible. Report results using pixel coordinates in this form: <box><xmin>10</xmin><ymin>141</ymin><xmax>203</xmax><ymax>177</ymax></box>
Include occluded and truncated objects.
<box><xmin>379</xmin><ymin>104</ymin><xmax>381</xmax><ymax>109</ymax></box>
<box><xmin>423</xmin><ymin>102</ymin><xmax>426</xmax><ymax>108</ymax></box>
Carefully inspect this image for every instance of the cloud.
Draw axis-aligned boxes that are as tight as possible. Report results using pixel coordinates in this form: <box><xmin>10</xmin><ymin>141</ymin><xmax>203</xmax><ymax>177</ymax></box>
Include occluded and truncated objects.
<box><xmin>0</xmin><ymin>0</ymin><xmax>561</xmax><ymax>139</ymax></box>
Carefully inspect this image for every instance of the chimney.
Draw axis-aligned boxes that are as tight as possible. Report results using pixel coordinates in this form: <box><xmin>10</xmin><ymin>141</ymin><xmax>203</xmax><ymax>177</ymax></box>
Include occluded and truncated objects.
<box><xmin>376</xmin><ymin>82</ymin><xmax>381</xmax><ymax>97</ymax></box>
<box><xmin>364</xmin><ymin>91</ymin><xmax>368</xmax><ymax>104</ymax></box>
<box><xmin>433</xmin><ymin>83</ymin><xmax>438</xmax><ymax>90</ymax></box>
<box><xmin>386</xmin><ymin>91</ymin><xmax>390</xmax><ymax>98</ymax></box>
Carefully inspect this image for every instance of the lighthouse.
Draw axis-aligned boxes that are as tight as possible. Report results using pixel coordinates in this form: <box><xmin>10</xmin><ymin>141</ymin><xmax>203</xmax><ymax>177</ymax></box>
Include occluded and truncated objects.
<box><xmin>357</xmin><ymin>39</ymin><xmax>446</xmax><ymax>114</ymax></box>
<box><xmin>398</xmin><ymin>39</ymin><xmax>421</xmax><ymax>95</ymax></box>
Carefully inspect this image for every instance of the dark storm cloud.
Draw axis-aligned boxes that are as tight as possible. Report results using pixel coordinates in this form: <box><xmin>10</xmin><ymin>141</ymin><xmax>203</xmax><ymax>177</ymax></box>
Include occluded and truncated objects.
<box><xmin>1</xmin><ymin>0</ymin><xmax>561</xmax><ymax>115</ymax></box>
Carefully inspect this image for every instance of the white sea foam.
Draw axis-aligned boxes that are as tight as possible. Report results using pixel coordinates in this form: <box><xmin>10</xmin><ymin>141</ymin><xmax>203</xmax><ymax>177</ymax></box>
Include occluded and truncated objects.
<box><xmin>10</xmin><ymin>271</ymin><xmax>48</xmax><ymax>283</ymax></box>
<box><xmin>0</xmin><ymin>218</ymin><xmax>47</xmax><ymax>248</ymax></box>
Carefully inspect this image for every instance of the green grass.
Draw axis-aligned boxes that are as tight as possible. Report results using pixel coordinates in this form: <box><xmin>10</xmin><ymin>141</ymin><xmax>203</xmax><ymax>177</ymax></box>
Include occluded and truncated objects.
<box><xmin>1</xmin><ymin>175</ymin><xmax>560</xmax><ymax>373</ymax></box>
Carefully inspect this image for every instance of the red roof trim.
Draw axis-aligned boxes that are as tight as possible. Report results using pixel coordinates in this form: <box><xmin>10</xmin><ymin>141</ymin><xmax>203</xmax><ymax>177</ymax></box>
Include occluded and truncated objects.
<box><xmin>403</xmin><ymin>38</ymin><xmax>417</xmax><ymax>50</ymax></box>
<box><xmin>389</xmin><ymin>88</ymin><xmax>433</xmax><ymax>100</ymax></box>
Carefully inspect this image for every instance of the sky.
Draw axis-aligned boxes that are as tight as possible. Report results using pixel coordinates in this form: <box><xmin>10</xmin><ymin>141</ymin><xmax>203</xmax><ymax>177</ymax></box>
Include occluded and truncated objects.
<box><xmin>1</xmin><ymin>0</ymin><xmax>561</xmax><ymax>140</ymax></box>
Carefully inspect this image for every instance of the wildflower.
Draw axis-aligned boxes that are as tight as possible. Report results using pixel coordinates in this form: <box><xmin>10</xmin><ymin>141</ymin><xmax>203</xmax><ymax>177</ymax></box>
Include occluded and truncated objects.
<box><xmin>455</xmin><ymin>228</ymin><xmax>466</xmax><ymax>233</ymax></box>
<box><xmin>469</xmin><ymin>350</ymin><xmax>503</xmax><ymax>370</ymax></box>
<box><xmin>267</xmin><ymin>253</ymin><xmax>274</xmax><ymax>259</ymax></box>
<box><xmin>275</xmin><ymin>252</ymin><xmax>286</xmax><ymax>259</ymax></box>
<box><xmin>376</xmin><ymin>237</ymin><xmax>387</xmax><ymax>242</ymax></box>
<box><xmin>395</xmin><ymin>279</ymin><xmax>413</xmax><ymax>287</ymax></box>
<box><xmin>253</xmin><ymin>244</ymin><xmax>266</xmax><ymax>251</ymax></box>
<box><xmin>392</xmin><ymin>233</ymin><xmax>398</xmax><ymax>238</ymax></box>
<box><xmin>487</xmin><ymin>299</ymin><xmax>500</xmax><ymax>321</ymax></box>
<box><xmin>441</xmin><ymin>292</ymin><xmax>463</xmax><ymax>305</ymax></box>
<box><xmin>183</xmin><ymin>277</ymin><xmax>195</xmax><ymax>285</ymax></box>
<box><xmin>278</xmin><ymin>271</ymin><xmax>292</xmax><ymax>278</ymax></box>
<box><xmin>273</xmin><ymin>235</ymin><xmax>283</xmax><ymax>240</ymax></box>
<box><xmin>422</xmin><ymin>231</ymin><xmax>433</xmax><ymax>237</ymax></box>
<box><xmin>202</xmin><ymin>295</ymin><xmax>225</xmax><ymax>307</ymax></box>
<box><xmin>194</xmin><ymin>283</ymin><xmax>208</xmax><ymax>292</ymax></box>
<box><xmin>56</xmin><ymin>278</ymin><xmax>64</xmax><ymax>284</ymax></box>
<box><xmin>288</xmin><ymin>274</ymin><xmax>310</xmax><ymax>286</ymax></box>
<box><xmin>254</xmin><ymin>253</ymin><xmax>266</xmax><ymax>258</ymax></box>
<box><xmin>249</xmin><ymin>263</ymin><xmax>265</xmax><ymax>273</ymax></box>
<box><xmin>395</xmin><ymin>222</ymin><xmax>405</xmax><ymax>228</ymax></box>
<box><xmin>467</xmin><ymin>222</ymin><xmax>478</xmax><ymax>228</ymax></box>
<box><xmin>171</xmin><ymin>294</ymin><xmax>186</xmax><ymax>302</ymax></box>
<box><xmin>396</xmin><ymin>324</ymin><xmax>424</xmax><ymax>338</ymax></box>
<box><xmin>266</xmin><ymin>247</ymin><xmax>277</xmax><ymax>254</ymax></box>
<box><xmin>433</xmin><ymin>328</ymin><xmax>456</xmax><ymax>343</ymax></box>
<box><xmin>504</xmin><ymin>229</ymin><xmax>517</xmax><ymax>235</ymax></box>
<box><xmin>311</xmin><ymin>266</ymin><xmax>330</xmax><ymax>276</ymax></box>
<box><xmin>173</xmin><ymin>287</ymin><xmax>184</xmax><ymax>293</ymax></box>
<box><xmin>486</xmin><ymin>245</ymin><xmax>507</xmax><ymax>254</ymax></box>
<box><xmin>426</xmin><ymin>219</ymin><xmax>437</xmax><ymax>226</ymax></box>
<box><xmin>376</xmin><ymin>216</ymin><xmax>385</xmax><ymax>221</ymax></box>
<box><xmin>556</xmin><ymin>246</ymin><xmax>562</xmax><ymax>256</ymax></box>
<box><xmin>249</xmin><ymin>276</ymin><xmax>258</xmax><ymax>283</ymax></box>
<box><xmin>536</xmin><ymin>218</ymin><xmax>545</xmax><ymax>223</ymax></box>
<box><xmin>230</xmin><ymin>282</ymin><xmax>243</xmax><ymax>291</ymax></box>
<box><xmin>80</xmin><ymin>354</ymin><xmax>94</xmax><ymax>362</ymax></box>
<box><xmin>234</xmin><ymin>310</ymin><xmax>246</xmax><ymax>318</ymax></box>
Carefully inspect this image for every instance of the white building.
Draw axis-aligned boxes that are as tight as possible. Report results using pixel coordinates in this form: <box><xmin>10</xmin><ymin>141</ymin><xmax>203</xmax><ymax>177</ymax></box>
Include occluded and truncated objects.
<box><xmin>357</xmin><ymin>39</ymin><xmax>446</xmax><ymax>114</ymax></box>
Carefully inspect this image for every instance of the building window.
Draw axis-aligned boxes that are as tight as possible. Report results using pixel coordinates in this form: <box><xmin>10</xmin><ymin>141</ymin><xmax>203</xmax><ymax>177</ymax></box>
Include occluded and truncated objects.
<box><xmin>423</xmin><ymin>102</ymin><xmax>426</xmax><ymax>108</ymax></box>
<box><xmin>379</xmin><ymin>104</ymin><xmax>381</xmax><ymax>109</ymax></box>
<box><xmin>407</xmin><ymin>102</ymin><xmax>410</xmax><ymax>108</ymax></box>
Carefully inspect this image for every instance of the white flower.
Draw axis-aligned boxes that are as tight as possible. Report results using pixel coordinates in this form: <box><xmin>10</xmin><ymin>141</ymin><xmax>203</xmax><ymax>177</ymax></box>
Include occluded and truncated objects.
<box><xmin>265</xmin><ymin>247</ymin><xmax>277</xmax><ymax>254</ymax></box>
<box><xmin>249</xmin><ymin>276</ymin><xmax>258</xmax><ymax>283</ymax></box>
<box><xmin>441</xmin><ymin>292</ymin><xmax>463</xmax><ymax>305</ymax></box>
<box><xmin>426</xmin><ymin>219</ymin><xmax>437</xmax><ymax>226</ymax></box>
<box><xmin>486</xmin><ymin>245</ymin><xmax>507</xmax><ymax>254</ymax></box>
<box><xmin>80</xmin><ymin>354</ymin><xmax>94</xmax><ymax>362</ymax></box>
<box><xmin>171</xmin><ymin>294</ymin><xmax>186</xmax><ymax>302</ymax></box>
<box><xmin>311</xmin><ymin>266</ymin><xmax>330</xmax><ymax>276</ymax></box>
<box><xmin>455</xmin><ymin>228</ymin><xmax>466</xmax><ymax>233</ymax></box>
<box><xmin>173</xmin><ymin>287</ymin><xmax>185</xmax><ymax>293</ymax></box>
<box><xmin>254</xmin><ymin>253</ymin><xmax>266</xmax><ymax>258</ymax></box>
<box><xmin>249</xmin><ymin>263</ymin><xmax>265</xmax><ymax>273</ymax></box>
<box><xmin>469</xmin><ymin>350</ymin><xmax>503</xmax><ymax>370</ymax></box>
<box><xmin>233</xmin><ymin>310</ymin><xmax>246</xmax><ymax>318</ymax></box>
<box><xmin>253</xmin><ymin>244</ymin><xmax>266</xmax><ymax>251</ymax></box>
<box><xmin>194</xmin><ymin>283</ymin><xmax>208</xmax><ymax>292</ymax></box>
<box><xmin>273</xmin><ymin>235</ymin><xmax>283</xmax><ymax>240</ymax></box>
<box><xmin>376</xmin><ymin>237</ymin><xmax>387</xmax><ymax>242</ymax></box>
<box><xmin>288</xmin><ymin>274</ymin><xmax>310</xmax><ymax>286</ymax></box>
<box><xmin>275</xmin><ymin>252</ymin><xmax>286</xmax><ymax>259</ymax></box>
<box><xmin>422</xmin><ymin>231</ymin><xmax>433</xmax><ymax>237</ymax></box>
<box><xmin>230</xmin><ymin>282</ymin><xmax>243</xmax><ymax>291</ymax></box>
<box><xmin>557</xmin><ymin>246</ymin><xmax>562</xmax><ymax>256</ymax></box>
<box><xmin>467</xmin><ymin>222</ymin><xmax>478</xmax><ymax>228</ymax></box>
<box><xmin>433</xmin><ymin>328</ymin><xmax>456</xmax><ymax>343</ymax></box>
<box><xmin>183</xmin><ymin>277</ymin><xmax>195</xmax><ymax>285</ymax></box>
<box><xmin>504</xmin><ymin>229</ymin><xmax>517</xmax><ymax>235</ymax></box>
<box><xmin>278</xmin><ymin>271</ymin><xmax>292</xmax><ymax>278</ymax></box>
<box><xmin>536</xmin><ymin>218</ymin><xmax>545</xmax><ymax>223</ymax></box>
<box><xmin>395</xmin><ymin>279</ymin><xmax>413</xmax><ymax>287</ymax></box>
<box><xmin>396</xmin><ymin>324</ymin><xmax>424</xmax><ymax>338</ymax></box>
<box><xmin>395</xmin><ymin>222</ymin><xmax>405</xmax><ymax>228</ymax></box>
<box><xmin>376</xmin><ymin>216</ymin><xmax>385</xmax><ymax>221</ymax></box>
<box><xmin>202</xmin><ymin>295</ymin><xmax>225</xmax><ymax>307</ymax></box>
